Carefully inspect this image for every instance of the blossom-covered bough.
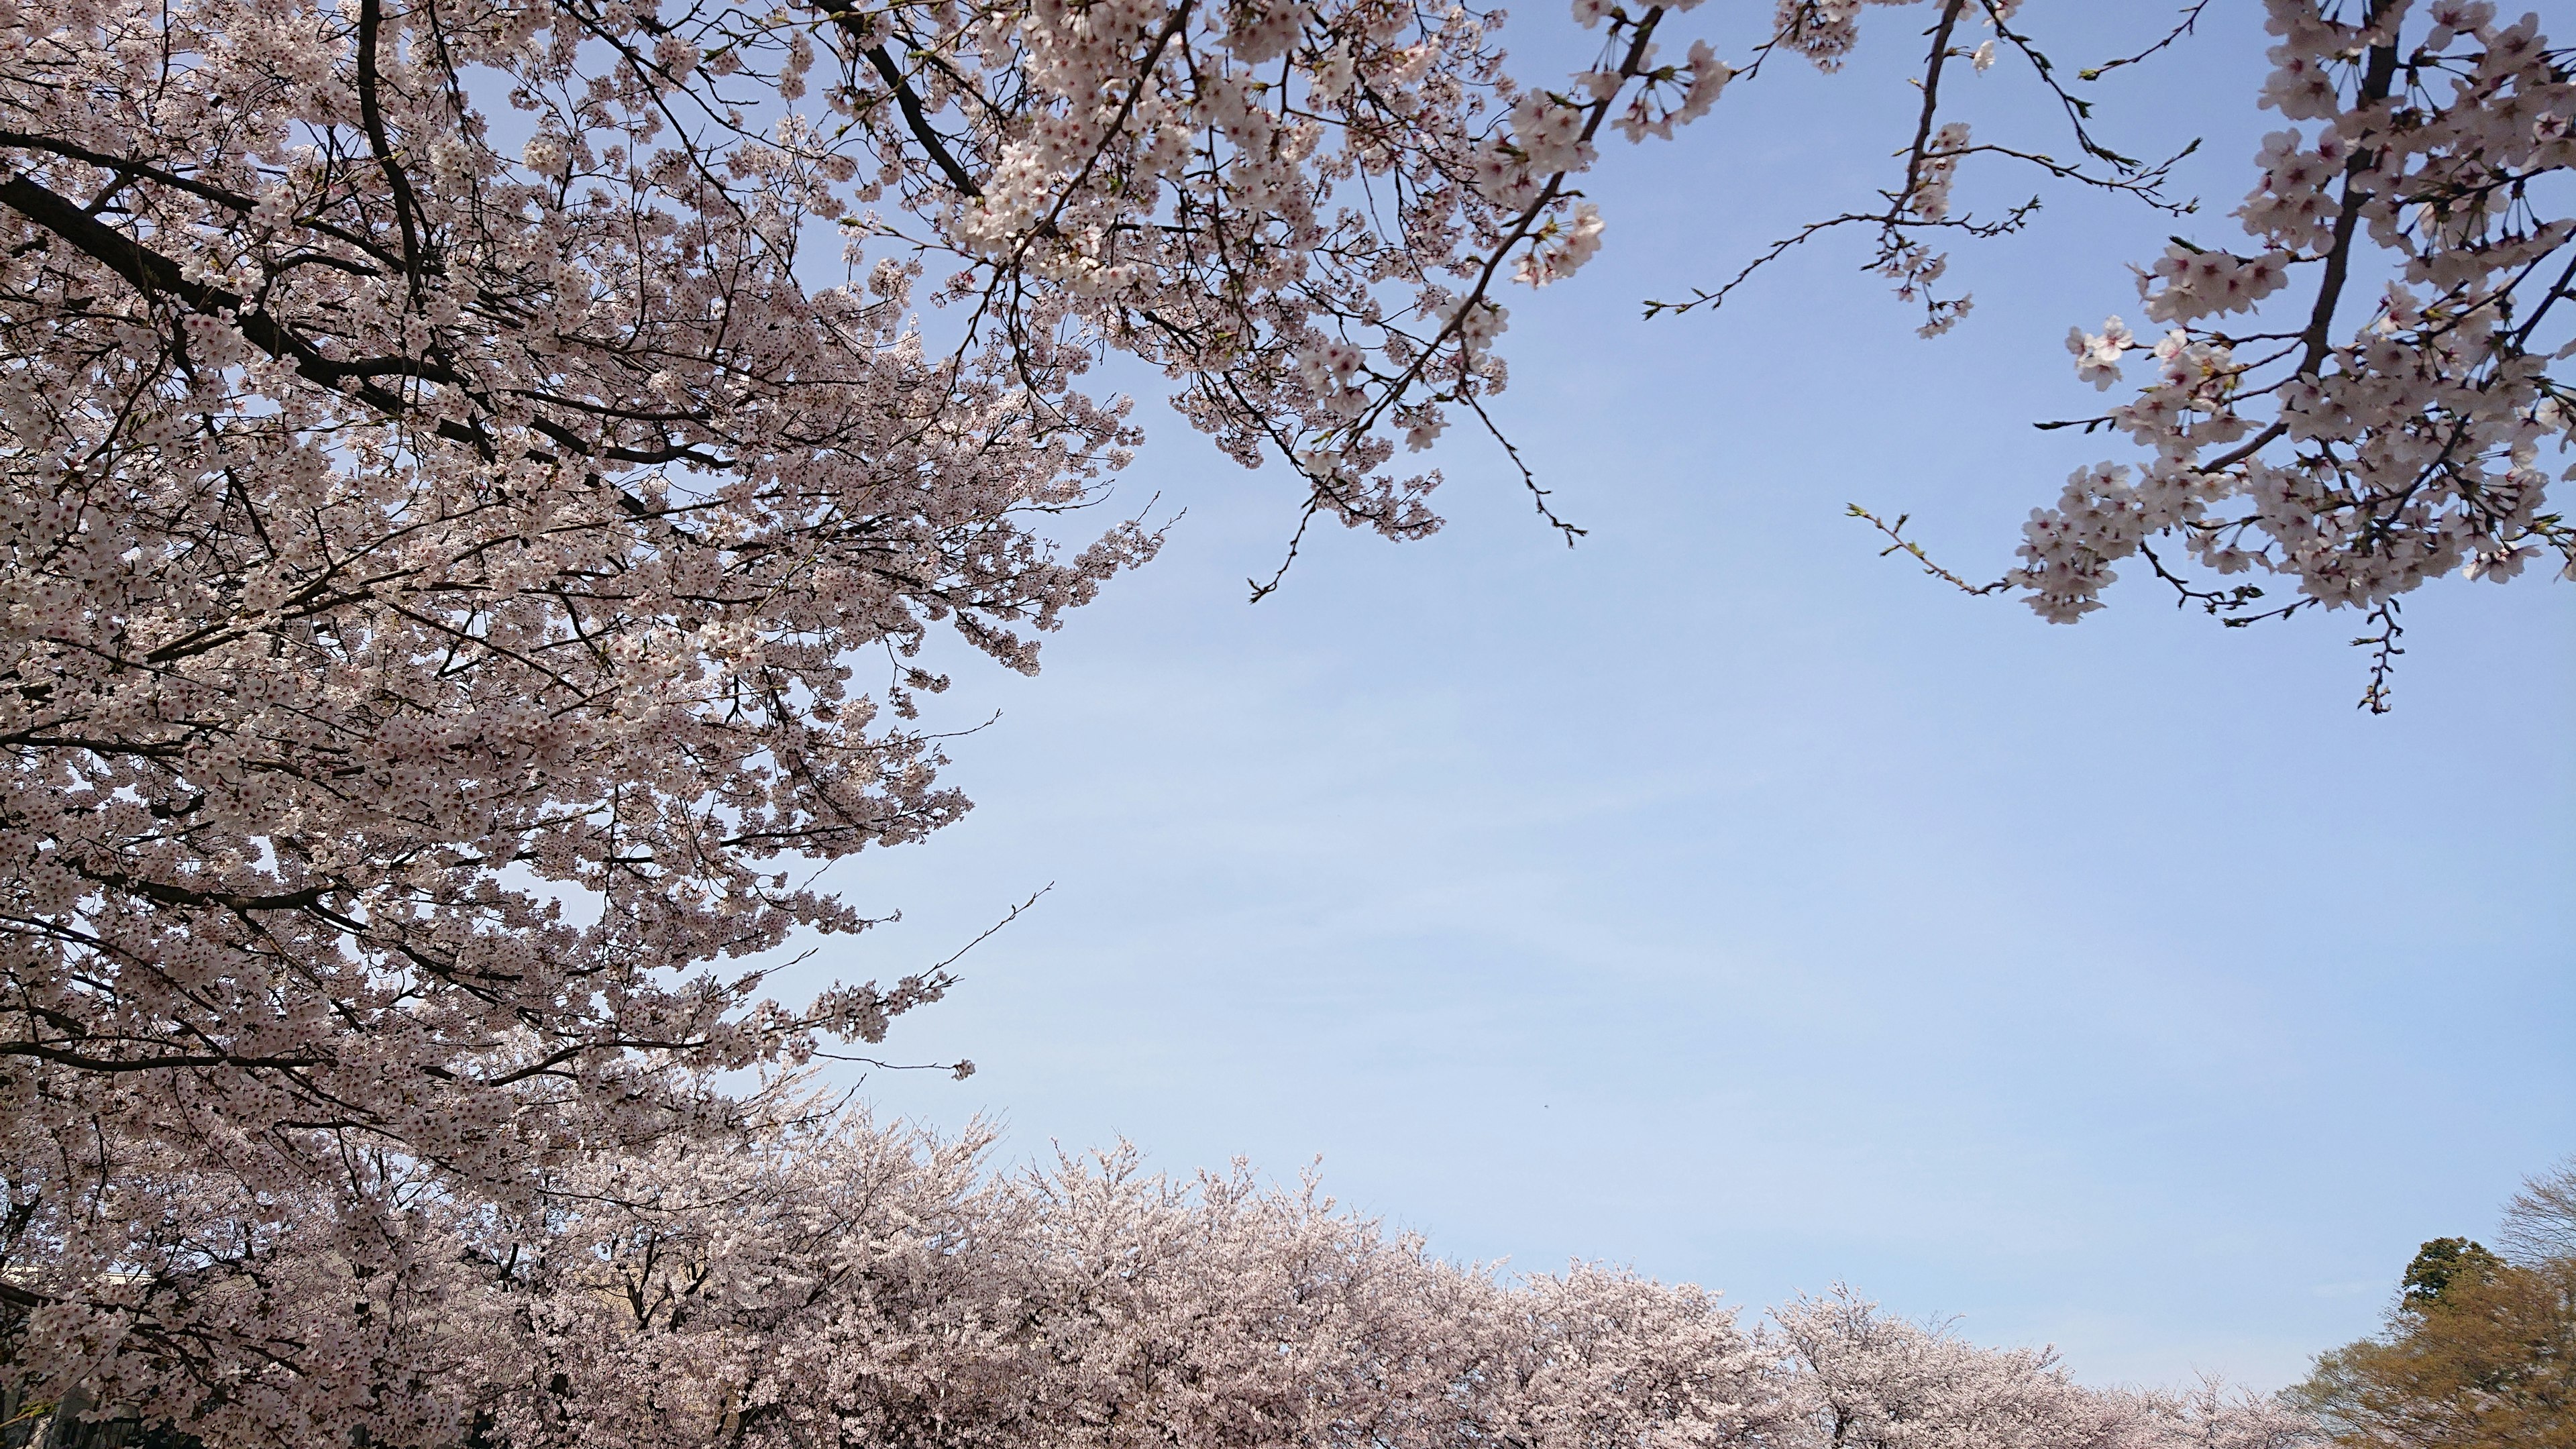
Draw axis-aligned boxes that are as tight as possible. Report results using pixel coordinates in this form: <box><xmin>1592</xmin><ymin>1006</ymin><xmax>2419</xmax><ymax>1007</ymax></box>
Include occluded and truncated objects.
<box><xmin>2038</xmin><ymin>0</ymin><xmax>2575</xmax><ymax>712</ymax></box>
<box><xmin>1762</xmin><ymin>0</ymin><xmax>2574</xmax><ymax>711</ymax></box>
<box><xmin>0</xmin><ymin>0</ymin><xmax>2554</xmax><ymax>1440</ymax></box>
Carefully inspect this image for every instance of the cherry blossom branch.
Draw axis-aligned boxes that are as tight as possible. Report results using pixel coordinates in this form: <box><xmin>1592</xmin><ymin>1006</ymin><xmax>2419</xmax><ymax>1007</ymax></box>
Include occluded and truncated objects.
<box><xmin>1845</xmin><ymin>505</ymin><xmax>2003</xmax><ymax>596</ymax></box>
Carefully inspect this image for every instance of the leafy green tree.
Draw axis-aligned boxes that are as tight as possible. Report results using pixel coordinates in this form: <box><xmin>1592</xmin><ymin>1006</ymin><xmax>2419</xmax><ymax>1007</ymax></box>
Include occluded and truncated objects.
<box><xmin>2402</xmin><ymin>1239</ymin><xmax>2509</xmax><ymax>1310</ymax></box>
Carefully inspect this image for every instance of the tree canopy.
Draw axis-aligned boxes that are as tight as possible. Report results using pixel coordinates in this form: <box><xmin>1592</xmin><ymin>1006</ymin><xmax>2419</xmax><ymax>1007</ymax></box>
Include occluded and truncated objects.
<box><xmin>2402</xmin><ymin>1238</ymin><xmax>2510</xmax><ymax>1309</ymax></box>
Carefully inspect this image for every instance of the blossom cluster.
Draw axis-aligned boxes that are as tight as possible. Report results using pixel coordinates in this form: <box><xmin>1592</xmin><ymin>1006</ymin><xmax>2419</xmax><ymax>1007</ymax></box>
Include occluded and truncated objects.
<box><xmin>2012</xmin><ymin>0</ymin><xmax>2576</xmax><ymax>700</ymax></box>
<box><xmin>1664</xmin><ymin>0</ymin><xmax>2571</xmax><ymax>667</ymax></box>
<box><xmin>826</xmin><ymin>0</ymin><xmax>1737</xmax><ymax>553</ymax></box>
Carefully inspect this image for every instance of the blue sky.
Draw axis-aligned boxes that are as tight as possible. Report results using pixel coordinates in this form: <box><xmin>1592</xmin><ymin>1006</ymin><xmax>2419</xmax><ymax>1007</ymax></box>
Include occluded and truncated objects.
<box><xmin>780</xmin><ymin>5</ymin><xmax>2576</xmax><ymax>1393</ymax></box>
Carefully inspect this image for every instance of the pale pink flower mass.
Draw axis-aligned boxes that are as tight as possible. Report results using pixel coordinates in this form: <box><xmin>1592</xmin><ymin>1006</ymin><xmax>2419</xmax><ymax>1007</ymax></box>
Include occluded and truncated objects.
<box><xmin>1</xmin><ymin>0</ymin><xmax>2566</xmax><ymax>1438</ymax></box>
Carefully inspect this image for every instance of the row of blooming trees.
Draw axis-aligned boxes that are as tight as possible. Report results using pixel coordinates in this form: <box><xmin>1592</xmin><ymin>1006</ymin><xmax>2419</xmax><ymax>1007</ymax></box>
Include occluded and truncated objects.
<box><xmin>3</xmin><ymin>0</ymin><xmax>2568</xmax><ymax>1441</ymax></box>
<box><xmin>8</xmin><ymin>1109</ymin><xmax>2322</xmax><ymax>1449</ymax></box>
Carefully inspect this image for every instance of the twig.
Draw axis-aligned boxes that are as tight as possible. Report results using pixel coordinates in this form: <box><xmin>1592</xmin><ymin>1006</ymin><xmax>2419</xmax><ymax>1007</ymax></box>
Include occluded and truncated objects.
<box><xmin>1845</xmin><ymin>504</ymin><xmax>2004</xmax><ymax>594</ymax></box>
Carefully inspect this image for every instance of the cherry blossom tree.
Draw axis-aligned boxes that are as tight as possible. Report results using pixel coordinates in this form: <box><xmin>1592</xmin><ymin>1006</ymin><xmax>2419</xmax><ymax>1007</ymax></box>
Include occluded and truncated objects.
<box><xmin>0</xmin><ymin>0</ymin><xmax>1733</xmax><ymax>1279</ymax></box>
<box><xmin>0</xmin><ymin>0</ymin><xmax>1725</xmax><ymax>1426</ymax></box>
